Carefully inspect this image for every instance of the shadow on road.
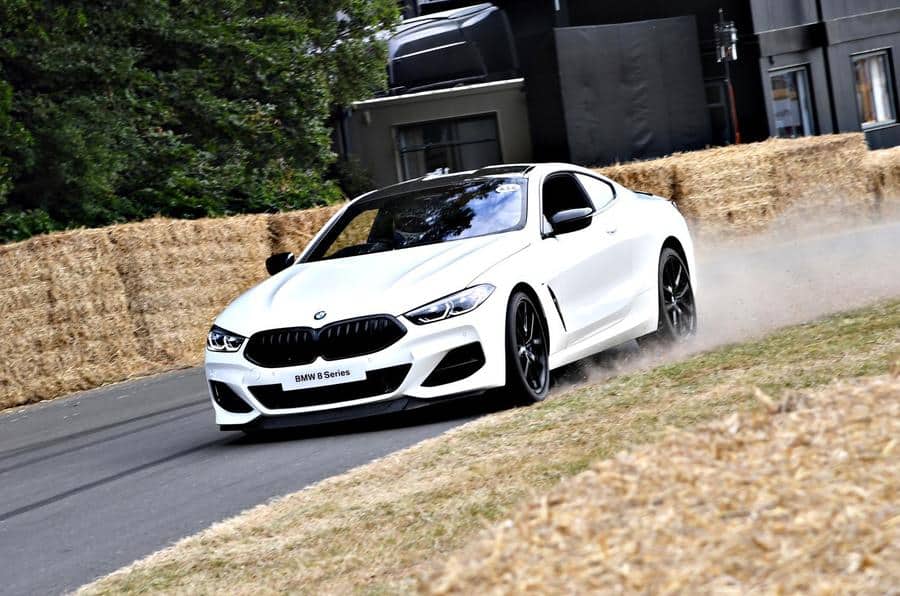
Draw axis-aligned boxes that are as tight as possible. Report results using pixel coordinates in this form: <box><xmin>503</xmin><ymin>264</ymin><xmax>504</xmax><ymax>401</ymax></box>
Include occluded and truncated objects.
<box><xmin>227</xmin><ymin>393</ymin><xmax>508</xmax><ymax>445</ymax></box>
<box><xmin>229</xmin><ymin>340</ymin><xmax>644</xmax><ymax>446</ymax></box>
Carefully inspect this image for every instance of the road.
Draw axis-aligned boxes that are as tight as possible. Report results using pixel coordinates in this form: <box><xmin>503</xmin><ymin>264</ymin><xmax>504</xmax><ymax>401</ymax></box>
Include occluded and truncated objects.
<box><xmin>1</xmin><ymin>221</ymin><xmax>898</xmax><ymax>595</ymax></box>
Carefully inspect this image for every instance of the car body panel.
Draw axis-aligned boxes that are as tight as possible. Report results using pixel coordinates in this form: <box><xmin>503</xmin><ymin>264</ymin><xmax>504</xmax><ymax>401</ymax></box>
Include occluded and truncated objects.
<box><xmin>216</xmin><ymin>230</ymin><xmax>531</xmax><ymax>335</ymax></box>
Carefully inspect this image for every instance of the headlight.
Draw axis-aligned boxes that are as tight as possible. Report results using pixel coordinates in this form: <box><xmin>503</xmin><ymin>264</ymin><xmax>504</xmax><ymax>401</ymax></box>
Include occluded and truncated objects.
<box><xmin>405</xmin><ymin>284</ymin><xmax>495</xmax><ymax>325</ymax></box>
<box><xmin>206</xmin><ymin>325</ymin><xmax>246</xmax><ymax>352</ymax></box>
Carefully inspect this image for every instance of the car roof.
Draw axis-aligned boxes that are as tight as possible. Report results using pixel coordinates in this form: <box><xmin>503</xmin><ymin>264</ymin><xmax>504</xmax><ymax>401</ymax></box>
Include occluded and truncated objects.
<box><xmin>350</xmin><ymin>163</ymin><xmax>614</xmax><ymax>204</ymax></box>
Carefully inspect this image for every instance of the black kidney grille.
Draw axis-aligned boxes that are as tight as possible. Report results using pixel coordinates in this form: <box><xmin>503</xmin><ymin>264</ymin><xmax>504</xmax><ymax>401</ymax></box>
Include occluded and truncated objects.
<box><xmin>319</xmin><ymin>316</ymin><xmax>407</xmax><ymax>361</ymax></box>
<box><xmin>244</xmin><ymin>327</ymin><xmax>318</xmax><ymax>367</ymax></box>
<box><xmin>243</xmin><ymin>315</ymin><xmax>406</xmax><ymax>368</ymax></box>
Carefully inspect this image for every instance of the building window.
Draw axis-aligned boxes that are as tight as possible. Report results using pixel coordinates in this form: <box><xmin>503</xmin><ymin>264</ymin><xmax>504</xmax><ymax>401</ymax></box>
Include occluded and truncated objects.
<box><xmin>396</xmin><ymin>114</ymin><xmax>501</xmax><ymax>180</ymax></box>
<box><xmin>769</xmin><ymin>66</ymin><xmax>815</xmax><ymax>138</ymax></box>
<box><xmin>853</xmin><ymin>51</ymin><xmax>896</xmax><ymax>128</ymax></box>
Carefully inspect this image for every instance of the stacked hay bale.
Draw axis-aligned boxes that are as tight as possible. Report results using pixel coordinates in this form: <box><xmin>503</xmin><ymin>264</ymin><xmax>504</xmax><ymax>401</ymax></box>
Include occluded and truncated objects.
<box><xmin>596</xmin><ymin>156</ymin><xmax>678</xmax><ymax>199</ymax></box>
<box><xmin>598</xmin><ymin>134</ymin><xmax>873</xmax><ymax>240</ymax></box>
<box><xmin>764</xmin><ymin>134</ymin><xmax>875</xmax><ymax>231</ymax></box>
<box><xmin>0</xmin><ymin>230</ymin><xmax>150</xmax><ymax>410</ymax></box>
<box><xmin>668</xmin><ymin>139</ymin><xmax>786</xmax><ymax>236</ymax></box>
<box><xmin>107</xmin><ymin>215</ymin><xmax>271</xmax><ymax>366</ymax></box>
<box><xmin>866</xmin><ymin>145</ymin><xmax>900</xmax><ymax>218</ymax></box>
<box><xmin>268</xmin><ymin>204</ymin><xmax>343</xmax><ymax>256</ymax></box>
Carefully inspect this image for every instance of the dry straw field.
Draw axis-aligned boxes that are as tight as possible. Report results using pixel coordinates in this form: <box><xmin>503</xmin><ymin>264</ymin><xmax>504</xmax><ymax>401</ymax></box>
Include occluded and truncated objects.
<box><xmin>425</xmin><ymin>376</ymin><xmax>900</xmax><ymax>594</ymax></box>
<box><xmin>1</xmin><ymin>134</ymin><xmax>899</xmax><ymax>411</ymax></box>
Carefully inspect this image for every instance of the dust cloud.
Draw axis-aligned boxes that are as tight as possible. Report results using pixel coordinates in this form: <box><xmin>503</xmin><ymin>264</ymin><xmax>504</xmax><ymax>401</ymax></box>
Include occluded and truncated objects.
<box><xmin>552</xmin><ymin>216</ymin><xmax>900</xmax><ymax>388</ymax></box>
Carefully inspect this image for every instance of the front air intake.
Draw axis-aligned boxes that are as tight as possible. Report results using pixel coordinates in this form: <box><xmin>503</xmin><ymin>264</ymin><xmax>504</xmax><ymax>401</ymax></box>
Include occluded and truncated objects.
<box><xmin>210</xmin><ymin>381</ymin><xmax>254</xmax><ymax>413</ymax></box>
<box><xmin>422</xmin><ymin>342</ymin><xmax>486</xmax><ymax>387</ymax></box>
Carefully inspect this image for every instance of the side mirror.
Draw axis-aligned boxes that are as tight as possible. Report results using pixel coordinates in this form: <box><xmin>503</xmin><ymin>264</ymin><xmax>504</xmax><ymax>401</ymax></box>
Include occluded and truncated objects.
<box><xmin>549</xmin><ymin>207</ymin><xmax>594</xmax><ymax>235</ymax></box>
<box><xmin>265</xmin><ymin>252</ymin><xmax>295</xmax><ymax>276</ymax></box>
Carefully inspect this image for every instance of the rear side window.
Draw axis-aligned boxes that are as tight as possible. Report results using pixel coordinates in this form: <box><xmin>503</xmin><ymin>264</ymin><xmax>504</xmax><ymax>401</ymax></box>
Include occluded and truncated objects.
<box><xmin>575</xmin><ymin>174</ymin><xmax>616</xmax><ymax>211</ymax></box>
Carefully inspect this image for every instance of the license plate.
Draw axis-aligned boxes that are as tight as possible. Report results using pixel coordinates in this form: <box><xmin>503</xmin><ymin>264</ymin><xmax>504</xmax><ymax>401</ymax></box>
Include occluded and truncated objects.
<box><xmin>281</xmin><ymin>362</ymin><xmax>366</xmax><ymax>391</ymax></box>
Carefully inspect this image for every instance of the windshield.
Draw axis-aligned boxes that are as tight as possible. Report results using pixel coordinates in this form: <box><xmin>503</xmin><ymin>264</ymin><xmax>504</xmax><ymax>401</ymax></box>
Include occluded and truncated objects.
<box><xmin>304</xmin><ymin>177</ymin><xmax>527</xmax><ymax>262</ymax></box>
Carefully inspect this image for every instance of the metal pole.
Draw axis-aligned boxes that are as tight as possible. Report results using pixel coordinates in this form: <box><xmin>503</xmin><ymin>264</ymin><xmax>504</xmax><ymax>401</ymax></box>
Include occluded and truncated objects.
<box><xmin>724</xmin><ymin>57</ymin><xmax>742</xmax><ymax>144</ymax></box>
<box><xmin>719</xmin><ymin>8</ymin><xmax>742</xmax><ymax>144</ymax></box>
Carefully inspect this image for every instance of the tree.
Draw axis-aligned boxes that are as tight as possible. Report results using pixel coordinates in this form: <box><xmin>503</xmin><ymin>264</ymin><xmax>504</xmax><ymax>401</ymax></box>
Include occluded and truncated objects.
<box><xmin>0</xmin><ymin>0</ymin><xmax>398</xmax><ymax>242</ymax></box>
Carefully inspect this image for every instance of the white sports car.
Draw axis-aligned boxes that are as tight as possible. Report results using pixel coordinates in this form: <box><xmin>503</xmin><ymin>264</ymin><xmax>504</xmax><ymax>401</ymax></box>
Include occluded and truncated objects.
<box><xmin>205</xmin><ymin>164</ymin><xmax>697</xmax><ymax>431</ymax></box>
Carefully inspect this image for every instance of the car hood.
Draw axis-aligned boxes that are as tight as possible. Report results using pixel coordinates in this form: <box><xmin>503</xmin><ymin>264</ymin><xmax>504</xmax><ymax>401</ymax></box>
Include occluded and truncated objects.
<box><xmin>216</xmin><ymin>233</ymin><xmax>529</xmax><ymax>335</ymax></box>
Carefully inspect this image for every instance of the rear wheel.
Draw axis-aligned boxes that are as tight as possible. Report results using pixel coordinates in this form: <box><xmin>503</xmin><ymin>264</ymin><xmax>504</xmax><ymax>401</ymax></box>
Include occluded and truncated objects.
<box><xmin>504</xmin><ymin>291</ymin><xmax>550</xmax><ymax>404</ymax></box>
<box><xmin>644</xmin><ymin>248</ymin><xmax>697</xmax><ymax>345</ymax></box>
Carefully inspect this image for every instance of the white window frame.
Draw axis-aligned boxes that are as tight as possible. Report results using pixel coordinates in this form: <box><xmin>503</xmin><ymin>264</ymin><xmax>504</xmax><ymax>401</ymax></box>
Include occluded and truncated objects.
<box><xmin>851</xmin><ymin>49</ymin><xmax>897</xmax><ymax>130</ymax></box>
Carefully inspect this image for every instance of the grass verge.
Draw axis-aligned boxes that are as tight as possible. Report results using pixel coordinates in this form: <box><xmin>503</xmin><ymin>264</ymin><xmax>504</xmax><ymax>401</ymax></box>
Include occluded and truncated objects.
<box><xmin>79</xmin><ymin>300</ymin><xmax>900</xmax><ymax>595</ymax></box>
<box><xmin>425</xmin><ymin>375</ymin><xmax>899</xmax><ymax>593</ymax></box>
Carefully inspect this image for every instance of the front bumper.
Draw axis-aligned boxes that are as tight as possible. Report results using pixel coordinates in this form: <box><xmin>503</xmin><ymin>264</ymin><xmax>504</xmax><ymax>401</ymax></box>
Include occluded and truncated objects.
<box><xmin>219</xmin><ymin>389</ymin><xmax>485</xmax><ymax>431</ymax></box>
<box><xmin>205</xmin><ymin>303</ymin><xmax>507</xmax><ymax>429</ymax></box>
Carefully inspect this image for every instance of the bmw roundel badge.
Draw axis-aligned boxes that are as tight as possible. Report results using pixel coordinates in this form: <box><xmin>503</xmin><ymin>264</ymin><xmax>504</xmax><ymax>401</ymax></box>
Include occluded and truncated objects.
<box><xmin>314</xmin><ymin>311</ymin><xmax>327</xmax><ymax>321</ymax></box>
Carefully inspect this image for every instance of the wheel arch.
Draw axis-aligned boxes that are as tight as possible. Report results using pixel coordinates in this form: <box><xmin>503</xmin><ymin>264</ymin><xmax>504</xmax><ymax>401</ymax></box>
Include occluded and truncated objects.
<box><xmin>661</xmin><ymin>236</ymin><xmax>688</xmax><ymax>272</ymax></box>
<box><xmin>509</xmin><ymin>282</ymin><xmax>552</xmax><ymax>353</ymax></box>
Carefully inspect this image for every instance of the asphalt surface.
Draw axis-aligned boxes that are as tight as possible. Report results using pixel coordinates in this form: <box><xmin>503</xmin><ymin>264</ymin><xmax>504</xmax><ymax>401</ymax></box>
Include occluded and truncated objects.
<box><xmin>1</xmin><ymin>221</ymin><xmax>898</xmax><ymax>595</ymax></box>
<box><xmin>0</xmin><ymin>372</ymin><xmax>490</xmax><ymax>596</ymax></box>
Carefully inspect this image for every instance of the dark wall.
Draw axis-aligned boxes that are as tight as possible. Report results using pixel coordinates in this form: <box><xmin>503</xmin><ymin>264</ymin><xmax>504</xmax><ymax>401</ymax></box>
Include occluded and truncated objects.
<box><xmin>494</xmin><ymin>0</ymin><xmax>570</xmax><ymax>160</ymax></box>
<box><xmin>750</xmin><ymin>0</ymin><xmax>818</xmax><ymax>31</ymax></box>
<box><xmin>820</xmin><ymin>0</ymin><xmax>900</xmax><ymax>20</ymax></box>
<box><xmin>827</xmin><ymin>31</ymin><xmax>900</xmax><ymax>148</ymax></box>
<box><xmin>554</xmin><ymin>17</ymin><xmax>712</xmax><ymax>165</ymax></box>
<box><xmin>752</xmin><ymin>0</ymin><xmax>900</xmax><ymax>148</ymax></box>
<box><xmin>568</xmin><ymin>0</ymin><xmax>749</xmax><ymax>36</ymax></box>
<box><xmin>567</xmin><ymin>0</ymin><xmax>770</xmax><ymax>144</ymax></box>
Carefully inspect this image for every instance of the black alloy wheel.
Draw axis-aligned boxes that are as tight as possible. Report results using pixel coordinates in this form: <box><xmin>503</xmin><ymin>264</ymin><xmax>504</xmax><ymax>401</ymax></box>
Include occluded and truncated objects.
<box><xmin>505</xmin><ymin>291</ymin><xmax>550</xmax><ymax>404</ymax></box>
<box><xmin>653</xmin><ymin>247</ymin><xmax>697</xmax><ymax>343</ymax></box>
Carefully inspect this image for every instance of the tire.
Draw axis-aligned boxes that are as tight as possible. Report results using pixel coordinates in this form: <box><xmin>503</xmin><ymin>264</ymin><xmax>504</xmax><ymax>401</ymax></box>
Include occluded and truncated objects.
<box><xmin>504</xmin><ymin>291</ymin><xmax>550</xmax><ymax>404</ymax></box>
<box><xmin>642</xmin><ymin>247</ymin><xmax>697</xmax><ymax>346</ymax></box>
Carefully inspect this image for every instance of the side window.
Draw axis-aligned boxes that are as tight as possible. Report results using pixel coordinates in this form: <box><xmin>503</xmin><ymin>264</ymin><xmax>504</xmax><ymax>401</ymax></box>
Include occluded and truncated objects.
<box><xmin>575</xmin><ymin>174</ymin><xmax>616</xmax><ymax>211</ymax></box>
<box><xmin>541</xmin><ymin>173</ymin><xmax>594</xmax><ymax>230</ymax></box>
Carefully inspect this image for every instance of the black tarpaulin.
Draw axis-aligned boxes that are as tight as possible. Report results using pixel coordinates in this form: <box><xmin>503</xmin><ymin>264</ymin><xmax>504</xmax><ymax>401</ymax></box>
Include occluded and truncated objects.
<box><xmin>554</xmin><ymin>16</ymin><xmax>712</xmax><ymax>165</ymax></box>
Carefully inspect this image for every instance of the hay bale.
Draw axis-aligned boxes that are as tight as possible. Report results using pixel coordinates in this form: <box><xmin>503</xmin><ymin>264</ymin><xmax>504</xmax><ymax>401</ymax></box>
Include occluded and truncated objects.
<box><xmin>669</xmin><ymin>134</ymin><xmax>873</xmax><ymax>240</ymax></box>
<box><xmin>767</xmin><ymin>134</ymin><xmax>874</xmax><ymax>227</ymax></box>
<box><xmin>108</xmin><ymin>215</ymin><xmax>271</xmax><ymax>365</ymax></box>
<box><xmin>424</xmin><ymin>376</ymin><xmax>900</xmax><ymax>594</ymax></box>
<box><xmin>866</xmin><ymin>145</ymin><xmax>900</xmax><ymax>219</ymax></box>
<box><xmin>268</xmin><ymin>204</ymin><xmax>344</xmax><ymax>256</ymax></box>
<box><xmin>596</xmin><ymin>157</ymin><xmax>677</xmax><ymax>199</ymax></box>
<box><xmin>0</xmin><ymin>229</ymin><xmax>149</xmax><ymax>409</ymax></box>
<box><xmin>668</xmin><ymin>139</ymin><xmax>782</xmax><ymax>237</ymax></box>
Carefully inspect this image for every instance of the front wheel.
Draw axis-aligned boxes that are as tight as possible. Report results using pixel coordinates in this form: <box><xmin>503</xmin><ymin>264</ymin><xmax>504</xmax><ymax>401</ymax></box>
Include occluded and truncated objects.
<box><xmin>504</xmin><ymin>291</ymin><xmax>550</xmax><ymax>404</ymax></box>
<box><xmin>645</xmin><ymin>248</ymin><xmax>697</xmax><ymax>345</ymax></box>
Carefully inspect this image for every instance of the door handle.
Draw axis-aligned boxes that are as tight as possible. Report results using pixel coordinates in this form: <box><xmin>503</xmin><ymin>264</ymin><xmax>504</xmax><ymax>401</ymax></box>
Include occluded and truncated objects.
<box><xmin>606</xmin><ymin>226</ymin><xmax>617</xmax><ymax>235</ymax></box>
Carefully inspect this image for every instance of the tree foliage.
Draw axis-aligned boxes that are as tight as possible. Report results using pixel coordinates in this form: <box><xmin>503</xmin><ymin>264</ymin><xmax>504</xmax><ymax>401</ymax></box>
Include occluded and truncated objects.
<box><xmin>0</xmin><ymin>0</ymin><xmax>397</xmax><ymax>242</ymax></box>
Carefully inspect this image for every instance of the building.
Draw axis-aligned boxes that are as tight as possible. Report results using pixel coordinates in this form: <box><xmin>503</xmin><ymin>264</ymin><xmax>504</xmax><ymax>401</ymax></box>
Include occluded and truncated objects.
<box><xmin>754</xmin><ymin>0</ymin><xmax>900</xmax><ymax>148</ymax></box>
<box><xmin>339</xmin><ymin>0</ymin><xmax>900</xmax><ymax>187</ymax></box>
